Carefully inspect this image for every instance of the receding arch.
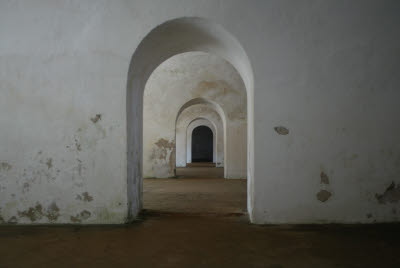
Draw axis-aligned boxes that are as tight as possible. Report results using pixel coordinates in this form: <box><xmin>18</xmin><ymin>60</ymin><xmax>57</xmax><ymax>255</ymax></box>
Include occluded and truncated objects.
<box><xmin>175</xmin><ymin>99</ymin><xmax>225</xmax><ymax>170</ymax></box>
<box><xmin>127</xmin><ymin>17</ymin><xmax>254</xmax><ymax>220</ymax></box>
<box><xmin>191</xmin><ymin>125</ymin><xmax>214</xmax><ymax>163</ymax></box>
<box><xmin>186</xmin><ymin>118</ymin><xmax>217</xmax><ymax>164</ymax></box>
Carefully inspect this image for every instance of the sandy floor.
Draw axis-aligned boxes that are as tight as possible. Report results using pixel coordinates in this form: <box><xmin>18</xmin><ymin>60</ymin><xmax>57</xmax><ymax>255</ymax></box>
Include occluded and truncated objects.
<box><xmin>143</xmin><ymin>177</ymin><xmax>246</xmax><ymax>214</ymax></box>
<box><xmin>175</xmin><ymin>167</ymin><xmax>224</xmax><ymax>178</ymax></box>
<box><xmin>1</xmin><ymin>177</ymin><xmax>400</xmax><ymax>267</ymax></box>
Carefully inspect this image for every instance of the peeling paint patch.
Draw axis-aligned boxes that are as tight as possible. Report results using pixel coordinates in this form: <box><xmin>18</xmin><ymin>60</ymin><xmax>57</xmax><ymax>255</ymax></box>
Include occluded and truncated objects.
<box><xmin>155</xmin><ymin>138</ymin><xmax>175</xmax><ymax>150</ymax></box>
<box><xmin>76</xmin><ymin>192</ymin><xmax>93</xmax><ymax>202</ymax></box>
<box><xmin>46</xmin><ymin>158</ymin><xmax>53</xmax><ymax>169</ymax></box>
<box><xmin>75</xmin><ymin>139</ymin><xmax>82</xmax><ymax>151</ymax></box>
<box><xmin>46</xmin><ymin>202</ymin><xmax>60</xmax><ymax>221</ymax></box>
<box><xmin>70</xmin><ymin>215</ymin><xmax>81</xmax><ymax>223</ymax></box>
<box><xmin>366</xmin><ymin>213</ymin><xmax>372</xmax><ymax>219</ymax></box>
<box><xmin>320</xmin><ymin>172</ymin><xmax>329</xmax><ymax>184</ymax></box>
<box><xmin>376</xmin><ymin>182</ymin><xmax>400</xmax><ymax>204</ymax></box>
<box><xmin>70</xmin><ymin>210</ymin><xmax>91</xmax><ymax>223</ymax></box>
<box><xmin>90</xmin><ymin>114</ymin><xmax>102</xmax><ymax>123</ymax></box>
<box><xmin>22</xmin><ymin>182</ymin><xmax>30</xmax><ymax>193</ymax></box>
<box><xmin>0</xmin><ymin>162</ymin><xmax>12</xmax><ymax>171</ymax></box>
<box><xmin>82</xmin><ymin>192</ymin><xmax>93</xmax><ymax>202</ymax></box>
<box><xmin>169</xmin><ymin>146</ymin><xmax>176</xmax><ymax>175</ymax></box>
<box><xmin>150</xmin><ymin>138</ymin><xmax>176</xmax><ymax>174</ymax></box>
<box><xmin>7</xmin><ymin>216</ymin><xmax>18</xmax><ymax>224</ymax></box>
<box><xmin>0</xmin><ymin>209</ymin><xmax>4</xmax><ymax>224</ymax></box>
<box><xmin>18</xmin><ymin>203</ymin><xmax>44</xmax><ymax>222</ymax></box>
<box><xmin>317</xmin><ymin>190</ymin><xmax>332</xmax><ymax>202</ymax></box>
<box><xmin>18</xmin><ymin>202</ymin><xmax>60</xmax><ymax>222</ymax></box>
<box><xmin>274</xmin><ymin>126</ymin><xmax>289</xmax><ymax>135</ymax></box>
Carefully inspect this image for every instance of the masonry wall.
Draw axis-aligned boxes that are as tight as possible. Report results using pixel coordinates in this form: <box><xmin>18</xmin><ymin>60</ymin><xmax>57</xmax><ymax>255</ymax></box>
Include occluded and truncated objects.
<box><xmin>0</xmin><ymin>0</ymin><xmax>399</xmax><ymax>224</ymax></box>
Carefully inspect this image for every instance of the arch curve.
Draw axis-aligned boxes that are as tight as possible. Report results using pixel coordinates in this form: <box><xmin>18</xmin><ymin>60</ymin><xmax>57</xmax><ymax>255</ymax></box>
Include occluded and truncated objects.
<box><xmin>127</xmin><ymin>17</ymin><xmax>254</xmax><ymax>219</ymax></box>
<box><xmin>176</xmin><ymin>102</ymin><xmax>224</xmax><ymax>169</ymax></box>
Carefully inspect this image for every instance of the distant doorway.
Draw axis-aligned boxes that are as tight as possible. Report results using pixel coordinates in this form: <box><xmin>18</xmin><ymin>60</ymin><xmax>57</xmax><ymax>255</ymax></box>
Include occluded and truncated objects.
<box><xmin>191</xmin><ymin>126</ymin><xmax>213</xmax><ymax>162</ymax></box>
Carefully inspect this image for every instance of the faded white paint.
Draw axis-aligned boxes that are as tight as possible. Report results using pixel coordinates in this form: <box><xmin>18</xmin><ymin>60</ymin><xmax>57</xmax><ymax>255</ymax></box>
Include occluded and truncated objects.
<box><xmin>0</xmin><ymin>1</ymin><xmax>399</xmax><ymax>224</ymax></box>
<box><xmin>143</xmin><ymin>52</ymin><xmax>246</xmax><ymax>179</ymax></box>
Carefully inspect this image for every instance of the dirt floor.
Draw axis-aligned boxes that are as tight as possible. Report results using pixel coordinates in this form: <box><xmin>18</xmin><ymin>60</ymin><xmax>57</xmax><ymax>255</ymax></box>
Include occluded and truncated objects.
<box><xmin>175</xmin><ymin>166</ymin><xmax>224</xmax><ymax>178</ymax></box>
<box><xmin>1</xmin><ymin>177</ymin><xmax>400</xmax><ymax>267</ymax></box>
<box><xmin>143</xmin><ymin>177</ymin><xmax>246</xmax><ymax>214</ymax></box>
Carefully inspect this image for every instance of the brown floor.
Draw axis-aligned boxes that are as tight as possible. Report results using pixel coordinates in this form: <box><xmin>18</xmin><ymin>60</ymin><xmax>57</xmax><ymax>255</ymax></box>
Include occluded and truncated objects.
<box><xmin>175</xmin><ymin>167</ymin><xmax>224</xmax><ymax>178</ymax></box>
<box><xmin>143</xmin><ymin>177</ymin><xmax>246</xmax><ymax>214</ymax></box>
<box><xmin>1</xmin><ymin>177</ymin><xmax>400</xmax><ymax>267</ymax></box>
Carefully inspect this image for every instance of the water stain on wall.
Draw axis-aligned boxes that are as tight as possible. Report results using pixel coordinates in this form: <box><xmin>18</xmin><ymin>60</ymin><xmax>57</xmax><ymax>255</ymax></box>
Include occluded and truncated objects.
<box><xmin>150</xmin><ymin>138</ymin><xmax>176</xmax><ymax>175</ymax></box>
<box><xmin>195</xmin><ymin>80</ymin><xmax>240</xmax><ymax>100</ymax></box>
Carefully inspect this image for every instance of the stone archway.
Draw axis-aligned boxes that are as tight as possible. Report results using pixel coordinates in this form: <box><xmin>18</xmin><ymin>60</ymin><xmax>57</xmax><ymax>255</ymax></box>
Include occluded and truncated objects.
<box><xmin>127</xmin><ymin>17</ymin><xmax>254</xmax><ymax>220</ymax></box>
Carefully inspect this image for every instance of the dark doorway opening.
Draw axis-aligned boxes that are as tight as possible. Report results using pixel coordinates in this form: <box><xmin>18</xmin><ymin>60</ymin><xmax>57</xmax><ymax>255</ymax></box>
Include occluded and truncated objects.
<box><xmin>191</xmin><ymin>126</ymin><xmax>213</xmax><ymax>162</ymax></box>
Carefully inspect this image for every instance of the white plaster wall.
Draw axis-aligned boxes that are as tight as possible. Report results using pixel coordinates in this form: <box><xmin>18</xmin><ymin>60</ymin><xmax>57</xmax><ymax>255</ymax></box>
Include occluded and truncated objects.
<box><xmin>0</xmin><ymin>0</ymin><xmax>399</xmax><ymax>224</ymax></box>
<box><xmin>176</xmin><ymin>104</ymin><xmax>224</xmax><ymax>168</ymax></box>
<box><xmin>143</xmin><ymin>52</ymin><xmax>246</xmax><ymax>178</ymax></box>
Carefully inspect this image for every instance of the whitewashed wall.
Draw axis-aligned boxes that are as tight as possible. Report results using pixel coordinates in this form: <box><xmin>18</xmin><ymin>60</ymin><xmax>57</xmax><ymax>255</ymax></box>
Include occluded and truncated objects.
<box><xmin>175</xmin><ymin>104</ymin><xmax>224</xmax><ymax>167</ymax></box>
<box><xmin>143</xmin><ymin>52</ymin><xmax>246</xmax><ymax>178</ymax></box>
<box><xmin>0</xmin><ymin>0</ymin><xmax>399</xmax><ymax>224</ymax></box>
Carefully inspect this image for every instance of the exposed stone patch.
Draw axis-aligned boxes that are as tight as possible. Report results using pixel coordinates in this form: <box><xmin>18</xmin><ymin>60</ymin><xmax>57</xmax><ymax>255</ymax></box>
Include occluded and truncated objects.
<box><xmin>90</xmin><ymin>114</ymin><xmax>102</xmax><ymax>123</ymax></box>
<box><xmin>274</xmin><ymin>126</ymin><xmax>289</xmax><ymax>135</ymax></box>
<box><xmin>317</xmin><ymin>190</ymin><xmax>332</xmax><ymax>202</ymax></box>
<box><xmin>376</xmin><ymin>182</ymin><xmax>400</xmax><ymax>204</ymax></box>
<box><xmin>320</xmin><ymin>172</ymin><xmax>329</xmax><ymax>184</ymax></box>
<box><xmin>0</xmin><ymin>162</ymin><xmax>12</xmax><ymax>171</ymax></box>
<box><xmin>46</xmin><ymin>158</ymin><xmax>53</xmax><ymax>169</ymax></box>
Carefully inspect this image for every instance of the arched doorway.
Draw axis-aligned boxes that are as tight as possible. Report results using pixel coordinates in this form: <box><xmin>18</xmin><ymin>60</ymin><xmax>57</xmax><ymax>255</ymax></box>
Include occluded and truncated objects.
<box><xmin>191</xmin><ymin>126</ymin><xmax>213</xmax><ymax>163</ymax></box>
<box><xmin>127</xmin><ymin>17</ymin><xmax>254</xmax><ymax>220</ymax></box>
